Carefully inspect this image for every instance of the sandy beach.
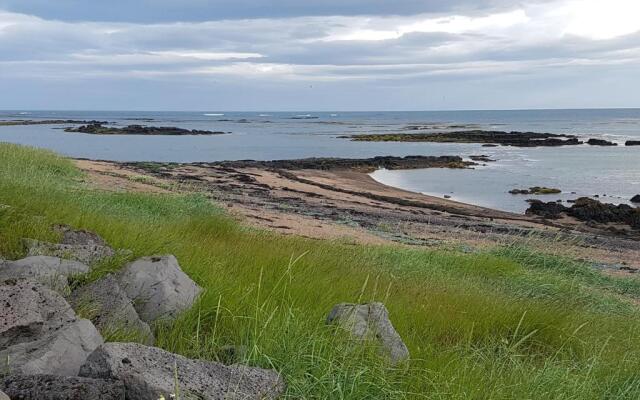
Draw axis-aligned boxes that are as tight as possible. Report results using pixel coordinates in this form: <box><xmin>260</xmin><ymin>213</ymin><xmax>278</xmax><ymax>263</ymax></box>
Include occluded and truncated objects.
<box><xmin>76</xmin><ymin>157</ymin><xmax>640</xmax><ymax>273</ymax></box>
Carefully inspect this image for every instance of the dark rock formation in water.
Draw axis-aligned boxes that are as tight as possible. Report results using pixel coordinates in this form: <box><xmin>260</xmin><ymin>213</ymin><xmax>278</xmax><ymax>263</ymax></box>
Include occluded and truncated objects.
<box><xmin>526</xmin><ymin>197</ymin><xmax>640</xmax><ymax>229</ymax></box>
<box><xmin>346</xmin><ymin>130</ymin><xmax>582</xmax><ymax>147</ymax></box>
<box><xmin>196</xmin><ymin>155</ymin><xmax>473</xmax><ymax>172</ymax></box>
<box><xmin>626</xmin><ymin>141</ymin><xmax>640</xmax><ymax>146</ymax></box>
<box><xmin>587</xmin><ymin>138</ymin><xmax>617</xmax><ymax>146</ymax></box>
<box><xmin>632</xmin><ymin>195</ymin><xmax>640</xmax><ymax>203</ymax></box>
<box><xmin>510</xmin><ymin>187</ymin><xmax>561</xmax><ymax>195</ymax></box>
<box><xmin>0</xmin><ymin>119</ymin><xmax>107</xmax><ymax>126</ymax></box>
<box><xmin>65</xmin><ymin>123</ymin><xmax>226</xmax><ymax>136</ymax></box>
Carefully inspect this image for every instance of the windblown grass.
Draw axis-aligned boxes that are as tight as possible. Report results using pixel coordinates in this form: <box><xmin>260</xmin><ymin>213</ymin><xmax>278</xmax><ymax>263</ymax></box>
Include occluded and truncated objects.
<box><xmin>1</xmin><ymin>142</ymin><xmax>640</xmax><ymax>399</ymax></box>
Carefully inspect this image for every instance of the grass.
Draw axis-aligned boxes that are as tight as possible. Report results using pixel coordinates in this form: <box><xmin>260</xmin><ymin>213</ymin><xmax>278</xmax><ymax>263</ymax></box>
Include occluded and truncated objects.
<box><xmin>2</xmin><ymin>142</ymin><xmax>640</xmax><ymax>398</ymax></box>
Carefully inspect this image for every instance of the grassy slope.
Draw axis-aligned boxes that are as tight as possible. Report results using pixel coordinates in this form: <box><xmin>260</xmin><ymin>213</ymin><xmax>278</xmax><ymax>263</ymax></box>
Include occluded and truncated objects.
<box><xmin>1</xmin><ymin>142</ymin><xmax>640</xmax><ymax>399</ymax></box>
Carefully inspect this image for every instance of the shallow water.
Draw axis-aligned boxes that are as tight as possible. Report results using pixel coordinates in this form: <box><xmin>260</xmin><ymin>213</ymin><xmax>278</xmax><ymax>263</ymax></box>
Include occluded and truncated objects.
<box><xmin>1</xmin><ymin>109</ymin><xmax>639</xmax><ymax>213</ymax></box>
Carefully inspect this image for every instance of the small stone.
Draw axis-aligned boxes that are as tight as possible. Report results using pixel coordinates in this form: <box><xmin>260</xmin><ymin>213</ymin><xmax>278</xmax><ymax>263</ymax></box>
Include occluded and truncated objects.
<box><xmin>1</xmin><ymin>374</ymin><xmax>124</xmax><ymax>400</ymax></box>
<box><xmin>326</xmin><ymin>302</ymin><xmax>410</xmax><ymax>364</ymax></box>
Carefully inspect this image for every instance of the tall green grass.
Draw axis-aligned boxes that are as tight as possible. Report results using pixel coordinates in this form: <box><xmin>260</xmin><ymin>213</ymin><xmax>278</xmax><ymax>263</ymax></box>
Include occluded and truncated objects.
<box><xmin>2</xmin><ymin>142</ymin><xmax>640</xmax><ymax>399</ymax></box>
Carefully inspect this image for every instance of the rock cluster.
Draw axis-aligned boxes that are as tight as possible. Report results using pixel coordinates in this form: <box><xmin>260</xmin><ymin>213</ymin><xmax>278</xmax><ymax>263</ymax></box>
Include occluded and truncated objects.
<box><xmin>626</xmin><ymin>141</ymin><xmax>640</xmax><ymax>146</ymax></box>
<box><xmin>587</xmin><ymin>138</ymin><xmax>617</xmax><ymax>146</ymax></box>
<box><xmin>526</xmin><ymin>197</ymin><xmax>640</xmax><ymax>230</ymax></box>
<box><xmin>509</xmin><ymin>186</ymin><xmax>561</xmax><ymax>195</ymax></box>
<box><xmin>65</xmin><ymin>123</ymin><xmax>226</xmax><ymax>136</ymax></box>
<box><xmin>0</xmin><ymin>226</ymin><xmax>285</xmax><ymax>400</ymax></box>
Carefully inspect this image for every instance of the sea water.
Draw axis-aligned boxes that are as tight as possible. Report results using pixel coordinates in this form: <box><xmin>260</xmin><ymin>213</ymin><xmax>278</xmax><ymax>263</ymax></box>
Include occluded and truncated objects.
<box><xmin>0</xmin><ymin>109</ymin><xmax>639</xmax><ymax>213</ymax></box>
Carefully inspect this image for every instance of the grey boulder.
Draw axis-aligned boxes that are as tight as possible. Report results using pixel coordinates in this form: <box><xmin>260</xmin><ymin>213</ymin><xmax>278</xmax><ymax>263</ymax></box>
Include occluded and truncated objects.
<box><xmin>326</xmin><ymin>302</ymin><xmax>410</xmax><ymax>364</ymax></box>
<box><xmin>1</xmin><ymin>374</ymin><xmax>125</xmax><ymax>400</ymax></box>
<box><xmin>116</xmin><ymin>255</ymin><xmax>202</xmax><ymax>322</ymax></box>
<box><xmin>0</xmin><ymin>390</ymin><xmax>8</xmax><ymax>400</ymax></box>
<box><xmin>80</xmin><ymin>342</ymin><xmax>285</xmax><ymax>400</ymax></box>
<box><xmin>0</xmin><ymin>279</ymin><xmax>103</xmax><ymax>376</ymax></box>
<box><xmin>0</xmin><ymin>256</ymin><xmax>89</xmax><ymax>294</ymax></box>
<box><xmin>69</xmin><ymin>275</ymin><xmax>154</xmax><ymax>344</ymax></box>
<box><xmin>24</xmin><ymin>239</ymin><xmax>116</xmax><ymax>266</ymax></box>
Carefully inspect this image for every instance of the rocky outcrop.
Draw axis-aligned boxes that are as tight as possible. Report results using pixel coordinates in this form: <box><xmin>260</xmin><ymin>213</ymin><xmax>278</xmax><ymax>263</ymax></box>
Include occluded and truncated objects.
<box><xmin>116</xmin><ymin>255</ymin><xmax>202</xmax><ymax>323</ymax></box>
<box><xmin>326</xmin><ymin>302</ymin><xmax>409</xmax><ymax>364</ymax></box>
<box><xmin>587</xmin><ymin>138</ymin><xmax>617</xmax><ymax>146</ymax></box>
<box><xmin>69</xmin><ymin>275</ymin><xmax>154</xmax><ymax>344</ymax></box>
<box><xmin>0</xmin><ymin>256</ymin><xmax>90</xmax><ymax>293</ymax></box>
<box><xmin>469</xmin><ymin>155</ymin><xmax>496</xmax><ymax>162</ymax></box>
<box><xmin>526</xmin><ymin>197</ymin><xmax>640</xmax><ymax>229</ymax></box>
<box><xmin>631</xmin><ymin>195</ymin><xmax>640</xmax><ymax>203</ymax></box>
<box><xmin>509</xmin><ymin>187</ymin><xmax>561</xmax><ymax>195</ymax></box>
<box><xmin>199</xmin><ymin>155</ymin><xmax>473</xmax><ymax>172</ymax></box>
<box><xmin>346</xmin><ymin>130</ymin><xmax>582</xmax><ymax>147</ymax></box>
<box><xmin>1</xmin><ymin>374</ymin><xmax>125</xmax><ymax>400</ymax></box>
<box><xmin>79</xmin><ymin>342</ymin><xmax>285</xmax><ymax>400</ymax></box>
<box><xmin>65</xmin><ymin>123</ymin><xmax>226</xmax><ymax>136</ymax></box>
<box><xmin>0</xmin><ymin>279</ymin><xmax>103</xmax><ymax>376</ymax></box>
<box><xmin>626</xmin><ymin>141</ymin><xmax>640</xmax><ymax>146</ymax></box>
<box><xmin>0</xmin><ymin>119</ymin><xmax>107</xmax><ymax>126</ymax></box>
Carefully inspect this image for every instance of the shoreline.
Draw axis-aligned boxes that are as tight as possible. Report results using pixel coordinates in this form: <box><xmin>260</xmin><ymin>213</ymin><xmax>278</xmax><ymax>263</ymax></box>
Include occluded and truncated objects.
<box><xmin>76</xmin><ymin>156</ymin><xmax>640</xmax><ymax>271</ymax></box>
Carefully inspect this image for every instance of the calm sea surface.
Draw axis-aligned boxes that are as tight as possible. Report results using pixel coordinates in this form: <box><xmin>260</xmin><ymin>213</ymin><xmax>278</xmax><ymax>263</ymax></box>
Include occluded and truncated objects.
<box><xmin>1</xmin><ymin>109</ymin><xmax>639</xmax><ymax>213</ymax></box>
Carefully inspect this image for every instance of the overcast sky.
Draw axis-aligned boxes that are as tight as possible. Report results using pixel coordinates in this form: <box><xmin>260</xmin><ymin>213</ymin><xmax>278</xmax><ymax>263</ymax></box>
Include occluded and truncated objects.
<box><xmin>0</xmin><ymin>0</ymin><xmax>639</xmax><ymax>111</ymax></box>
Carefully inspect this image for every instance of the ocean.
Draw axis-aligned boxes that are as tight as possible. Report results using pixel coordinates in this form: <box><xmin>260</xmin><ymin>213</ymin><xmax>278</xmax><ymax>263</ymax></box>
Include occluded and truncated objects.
<box><xmin>1</xmin><ymin>109</ymin><xmax>639</xmax><ymax>213</ymax></box>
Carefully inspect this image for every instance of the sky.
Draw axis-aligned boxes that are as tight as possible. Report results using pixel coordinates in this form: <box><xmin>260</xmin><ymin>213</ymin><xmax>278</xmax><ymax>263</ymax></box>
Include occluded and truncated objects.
<box><xmin>0</xmin><ymin>0</ymin><xmax>639</xmax><ymax>111</ymax></box>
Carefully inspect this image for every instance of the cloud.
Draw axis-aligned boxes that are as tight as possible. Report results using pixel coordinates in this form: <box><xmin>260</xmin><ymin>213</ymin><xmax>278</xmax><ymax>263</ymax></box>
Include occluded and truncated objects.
<box><xmin>0</xmin><ymin>0</ymin><xmax>639</xmax><ymax>109</ymax></box>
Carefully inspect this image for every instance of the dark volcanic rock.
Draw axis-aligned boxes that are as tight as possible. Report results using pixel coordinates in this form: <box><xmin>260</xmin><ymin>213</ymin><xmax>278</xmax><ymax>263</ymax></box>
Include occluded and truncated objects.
<box><xmin>1</xmin><ymin>375</ymin><xmax>124</xmax><ymax>400</ymax></box>
<box><xmin>631</xmin><ymin>195</ymin><xmax>640</xmax><ymax>203</ymax></box>
<box><xmin>526</xmin><ymin>197</ymin><xmax>640</xmax><ymax>229</ymax></box>
<box><xmin>0</xmin><ymin>119</ymin><xmax>107</xmax><ymax>126</ymax></box>
<box><xmin>65</xmin><ymin>123</ymin><xmax>226</xmax><ymax>136</ymax></box>
<box><xmin>199</xmin><ymin>155</ymin><xmax>472</xmax><ymax>172</ymax></box>
<box><xmin>587</xmin><ymin>138</ymin><xmax>617</xmax><ymax>146</ymax></box>
<box><xmin>626</xmin><ymin>141</ymin><xmax>640</xmax><ymax>146</ymax></box>
<box><xmin>525</xmin><ymin>200</ymin><xmax>567</xmax><ymax>219</ymax></box>
<box><xmin>510</xmin><ymin>187</ymin><xmax>562</xmax><ymax>195</ymax></box>
<box><xmin>347</xmin><ymin>130</ymin><xmax>582</xmax><ymax>147</ymax></box>
<box><xmin>469</xmin><ymin>155</ymin><xmax>496</xmax><ymax>162</ymax></box>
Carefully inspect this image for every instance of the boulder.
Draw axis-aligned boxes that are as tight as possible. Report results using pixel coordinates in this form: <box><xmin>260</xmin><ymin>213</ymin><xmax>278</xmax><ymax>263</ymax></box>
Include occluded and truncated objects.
<box><xmin>525</xmin><ymin>200</ymin><xmax>567</xmax><ymax>219</ymax></box>
<box><xmin>631</xmin><ymin>195</ymin><xmax>640</xmax><ymax>203</ymax></box>
<box><xmin>326</xmin><ymin>302</ymin><xmax>410</xmax><ymax>364</ymax></box>
<box><xmin>69</xmin><ymin>275</ymin><xmax>154</xmax><ymax>344</ymax></box>
<box><xmin>79</xmin><ymin>342</ymin><xmax>285</xmax><ymax>400</ymax></box>
<box><xmin>626</xmin><ymin>141</ymin><xmax>640</xmax><ymax>146</ymax></box>
<box><xmin>116</xmin><ymin>255</ymin><xmax>202</xmax><ymax>322</ymax></box>
<box><xmin>0</xmin><ymin>390</ymin><xmax>8</xmax><ymax>400</ymax></box>
<box><xmin>0</xmin><ymin>256</ymin><xmax>89</xmax><ymax>293</ymax></box>
<box><xmin>1</xmin><ymin>375</ymin><xmax>125</xmax><ymax>400</ymax></box>
<box><xmin>24</xmin><ymin>225</ymin><xmax>117</xmax><ymax>265</ymax></box>
<box><xmin>0</xmin><ymin>279</ymin><xmax>103</xmax><ymax>376</ymax></box>
<box><xmin>54</xmin><ymin>224</ymin><xmax>108</xmax><ymax>246</ymax></box>
<box><xmin>24</xmin><ymin>239</ymin><xmax>115</xmax><ymax>266</ymax></box>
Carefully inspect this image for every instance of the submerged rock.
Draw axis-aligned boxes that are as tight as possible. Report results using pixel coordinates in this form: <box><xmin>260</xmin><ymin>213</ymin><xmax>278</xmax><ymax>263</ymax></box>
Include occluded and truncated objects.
<box><xmin>0</xmin><ymin>256</ymin><xmax>90</xmax><ymax>293</ymax></box>
<box><xmin>587</xmin><ymin>138</ymin><xmax>617</xmax><ymax>146</ymax></box>
<box><xmin>0</xmin><ymin>279</ymin><xmax>103</xmax><ymax>376</ymax></box>
<box><xmin>326</xmin><ymin>302</ymin><xmax>410</xmax><ymax>364</ymax></box>
<box><xmin>1</xmin><ymin>374</ymin><xmax>124</xmax><ymax>400</ymax></box>
<box><xmin>79</xmin><ymin>342</ymin><xmax>285</xmax><ymax>400</ymax></box>
<box><xmin>69</xmin><ymin>275</ymin><xmax>154</xmax><ymax>344</ymax></box>
<box><xmin>116</xmin><ymin>255</ymin><xmax>202</xmax><ymax>323</ymax></box>
<box><xmin>346</xmin><ymin>130</ymin><xmax>582</xmax><ymax>147</ymax></box>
